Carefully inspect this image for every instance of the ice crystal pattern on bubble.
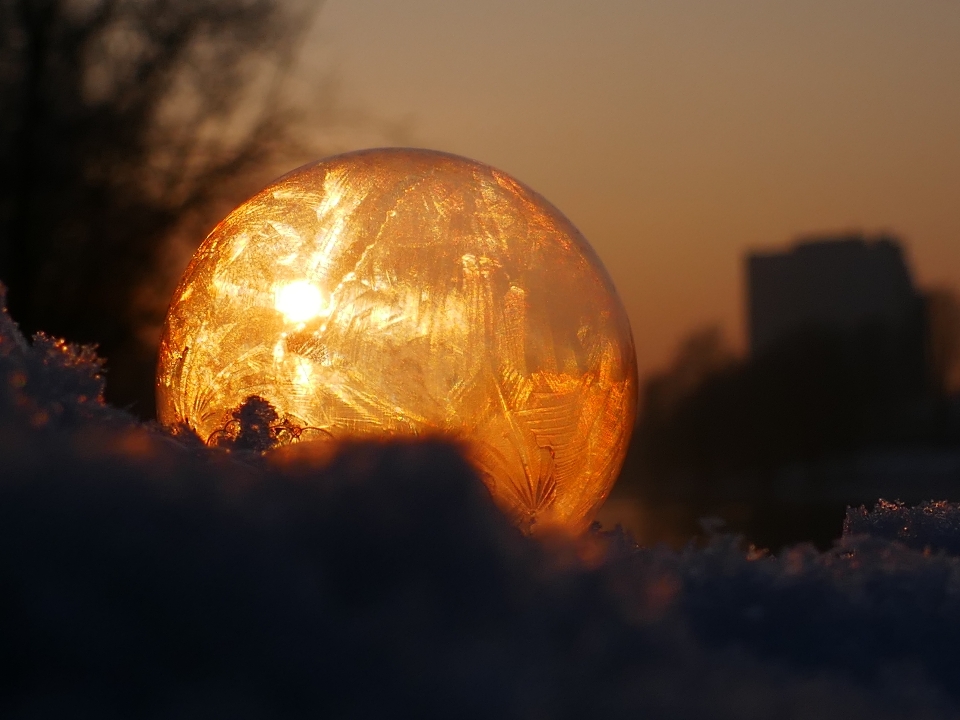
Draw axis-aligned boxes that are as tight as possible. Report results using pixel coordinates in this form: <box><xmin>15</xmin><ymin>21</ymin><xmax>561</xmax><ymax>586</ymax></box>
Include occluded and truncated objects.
<box><xmin>157</xmin><ymin>149</ymin><xmax>637</xmax><ymax>532</ymax></box>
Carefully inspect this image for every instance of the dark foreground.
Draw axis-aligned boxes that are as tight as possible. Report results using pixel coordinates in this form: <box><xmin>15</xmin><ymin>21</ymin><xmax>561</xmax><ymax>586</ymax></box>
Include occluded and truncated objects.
<box><xmin>3</xmin><ymin>299</ymin><xmax>960</xmax><ymax>719</ymax></box>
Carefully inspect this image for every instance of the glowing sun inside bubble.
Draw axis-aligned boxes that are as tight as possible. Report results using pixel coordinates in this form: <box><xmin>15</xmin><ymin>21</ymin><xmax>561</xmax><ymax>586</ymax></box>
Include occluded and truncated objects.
<box><xmin>157</xmin><ymin>148</ymin><xmax>637</xmax><ymax>533</ymax></box>
<box><xmin>275</xmin><ymin>280</ymin><xmax>325</xmax><ymax>324</ymax></box>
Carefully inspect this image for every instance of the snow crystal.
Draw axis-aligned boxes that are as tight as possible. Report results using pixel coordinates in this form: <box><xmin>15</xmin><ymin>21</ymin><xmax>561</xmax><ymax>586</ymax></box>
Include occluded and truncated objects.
<box><xmin>845</xmin><ymin>499</ymin><xmax>960</xmax><ymax>555</ymax></box>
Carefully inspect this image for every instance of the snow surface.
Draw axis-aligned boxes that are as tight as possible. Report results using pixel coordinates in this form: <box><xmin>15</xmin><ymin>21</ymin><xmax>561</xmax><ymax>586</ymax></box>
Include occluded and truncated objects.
<box><xmin>3</xmin><ymin>289</ymin><xmax>960</xmax><ymax>719</ymax></box>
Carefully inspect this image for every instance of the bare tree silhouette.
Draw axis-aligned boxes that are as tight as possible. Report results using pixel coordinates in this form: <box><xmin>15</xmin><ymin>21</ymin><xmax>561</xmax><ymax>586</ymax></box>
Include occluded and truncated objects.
<box><xmin>0</xmin><ymin>0</ymin><xmax>334</xmax><ymax>416</ymax></box>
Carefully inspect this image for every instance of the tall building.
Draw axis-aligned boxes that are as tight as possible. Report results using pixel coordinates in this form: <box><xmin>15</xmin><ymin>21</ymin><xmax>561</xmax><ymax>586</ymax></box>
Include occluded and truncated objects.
<box><xmin>747</xmin><ymin>234</ymin><xmax>921</xmax><ymax>356</ymax></box>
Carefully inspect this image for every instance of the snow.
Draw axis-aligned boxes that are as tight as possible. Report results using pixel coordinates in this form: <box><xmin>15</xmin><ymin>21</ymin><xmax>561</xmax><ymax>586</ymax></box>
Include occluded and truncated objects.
<box><xmin>2</xmin><ymin>289</ymin><xmax>960</xmax><ymax>718</ymax></box>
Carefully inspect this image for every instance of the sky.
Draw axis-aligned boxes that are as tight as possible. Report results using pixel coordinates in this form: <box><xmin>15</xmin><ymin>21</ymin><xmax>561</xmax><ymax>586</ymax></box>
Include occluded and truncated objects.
<box><xmin>303</xmin><ymin>0</ymin><xmax>960</xmax><ymax>378</ymax></box>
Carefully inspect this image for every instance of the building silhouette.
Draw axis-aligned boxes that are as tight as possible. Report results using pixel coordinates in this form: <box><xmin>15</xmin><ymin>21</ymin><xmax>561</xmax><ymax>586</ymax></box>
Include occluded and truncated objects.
<box><xmin>744</xmin><ymin>231</ymin><xmax>934</xmax><ymax>449</ymax></box>
<box><xmin>747</xmin><ymin>234</ymin><xmax>922</xmax><ymax>356</ymax></box>
<box><xmin>616</xmin><ymin>233</ymin><xmax>960</xmax><ymax>550</ymax></box>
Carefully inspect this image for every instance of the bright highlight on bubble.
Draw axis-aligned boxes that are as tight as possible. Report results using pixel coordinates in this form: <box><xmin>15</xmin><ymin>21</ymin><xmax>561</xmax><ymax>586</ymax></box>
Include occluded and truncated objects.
<box><xmin>157</xmin><ymin>148</ymin><xmax>637</xmax><ymax>533</ymax></box>
<box><xmin>275</xmin><ymin>280</ymin><xmax>324</xmax><ymax>324</ymax></box>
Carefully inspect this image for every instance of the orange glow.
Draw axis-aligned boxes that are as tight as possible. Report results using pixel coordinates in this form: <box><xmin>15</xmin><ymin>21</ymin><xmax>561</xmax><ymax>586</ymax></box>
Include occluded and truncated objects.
<box><xmin>275</xmin><ymin>280</ymin><xmax>325</xmax><ymax>324</ymax></box>
<box><xmin>157</xmin><ymin>148</ymin><xmax>637</xmax><ymax>533</ymax></box>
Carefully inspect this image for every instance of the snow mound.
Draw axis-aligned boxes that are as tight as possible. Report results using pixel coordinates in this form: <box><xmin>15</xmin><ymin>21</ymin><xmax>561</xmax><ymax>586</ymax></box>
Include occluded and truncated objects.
<box><xmin>3</xmin><ymin>289</ymin><xmax>960</xmax><ymax>719</ymax></box>
<box><xmin>845</xmin><ymin>499</ymin><xmax>960</xmax><ymax>554</ymax></box>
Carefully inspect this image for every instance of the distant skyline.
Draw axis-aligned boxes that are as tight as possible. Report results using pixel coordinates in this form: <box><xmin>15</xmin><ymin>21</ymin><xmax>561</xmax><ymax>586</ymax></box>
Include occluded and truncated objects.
<box><xmin>301</xmin><ymin>0</ymin><xmax>960</xmax><ymax>379</ymax></box>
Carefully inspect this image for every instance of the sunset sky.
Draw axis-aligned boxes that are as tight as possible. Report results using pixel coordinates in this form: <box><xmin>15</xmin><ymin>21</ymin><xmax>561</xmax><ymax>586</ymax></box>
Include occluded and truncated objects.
<box><xmin>305</xmin><ymin>0</ymin><xmax>960</xmax><ymax>378</ymax></box>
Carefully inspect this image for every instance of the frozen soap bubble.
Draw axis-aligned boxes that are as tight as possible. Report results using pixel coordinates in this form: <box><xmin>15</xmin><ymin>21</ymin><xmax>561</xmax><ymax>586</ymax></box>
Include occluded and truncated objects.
<box><xmin>157</xmin><ymin>148</ymin><xmax>637</xmax><ymax>533</ymax></box>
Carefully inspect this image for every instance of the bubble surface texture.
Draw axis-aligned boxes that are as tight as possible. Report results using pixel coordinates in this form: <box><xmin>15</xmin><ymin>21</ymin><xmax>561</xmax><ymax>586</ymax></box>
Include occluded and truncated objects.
<box><xmin>157</xmin><ymin>148</ymin><xmax>637</xmax><ymax>532</ymax></box>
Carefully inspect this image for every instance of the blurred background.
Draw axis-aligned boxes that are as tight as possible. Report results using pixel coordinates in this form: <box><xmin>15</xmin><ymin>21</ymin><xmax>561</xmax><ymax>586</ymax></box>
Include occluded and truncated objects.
<box><xmin>1</xmin><ymin>0</ymin><xmax>958</xmax><ymax>549</ymax></box>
